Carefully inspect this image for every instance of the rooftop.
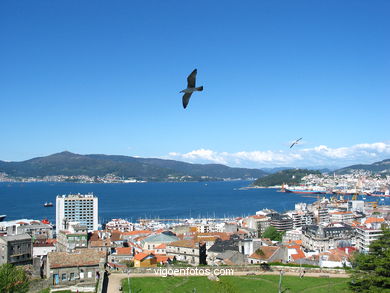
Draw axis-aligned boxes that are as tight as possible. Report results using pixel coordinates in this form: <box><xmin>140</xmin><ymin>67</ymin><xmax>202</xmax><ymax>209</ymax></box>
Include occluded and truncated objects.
<box><xmin>48</xmin><ymin>249</ymin><xmax>106</xmax><ymax>268</ymax></box>
<box><xmin>115</xmin><ymin>247</ymin><xmax>133</xmax><ymax>255</ymax></box>
<box><xmin>168</xmin><ymin>239</ymin><xmax>197</xmax><ymax>248</ymax></box>
<box><xmin>57</xmin><ymin>193</ymin><xmax>96</xmax><ymax>199</ymax></box>
<box><xmin>134</xmin><ymin>252</ymin><xmax>155</xmax><ymax>261</ymax></box>
<box><xmin>249</xmin><ymin>246</ymin><xmax>280</xmax><ymax>260</ymax></box>
<box><xmin>0</xmin><ymin>234</ymin><xmax>32</xmax><ymax>242</ymax></box>
<box><xmin>141</xmin><ymin>233</ymin><xmax>179</xmax><ymax>245</ymax></box>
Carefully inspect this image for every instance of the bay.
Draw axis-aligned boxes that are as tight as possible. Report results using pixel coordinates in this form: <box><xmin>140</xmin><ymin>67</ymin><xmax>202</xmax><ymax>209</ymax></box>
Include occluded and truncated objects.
<box><xmin>0</xmin><ymin>181</ymin><xmax>318</xmax><ymax>223</ymax></box>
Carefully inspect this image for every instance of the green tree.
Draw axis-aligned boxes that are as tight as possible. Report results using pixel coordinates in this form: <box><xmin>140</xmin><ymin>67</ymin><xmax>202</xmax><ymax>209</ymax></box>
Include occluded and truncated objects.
<box><xmin>0</xmin><ymin>264</ymin><xmax>29</xmax><ymax>293</ymax></box>
<box><xmin>349</xmin><ymin>228</ymin><xmax>390</xmax><ymax>293</ymax></box>
<box><xmin>262</xmin><ymin>226</ymin><xmax>284</xmax><ymax>241</ymax></box>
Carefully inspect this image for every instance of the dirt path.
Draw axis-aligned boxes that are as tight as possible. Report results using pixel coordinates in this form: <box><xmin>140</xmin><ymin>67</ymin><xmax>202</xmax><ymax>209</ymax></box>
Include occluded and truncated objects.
<box><xmin>107</xmin><ymin>273</ymin><xmax>128</xmax><ymax>293</ymax></box>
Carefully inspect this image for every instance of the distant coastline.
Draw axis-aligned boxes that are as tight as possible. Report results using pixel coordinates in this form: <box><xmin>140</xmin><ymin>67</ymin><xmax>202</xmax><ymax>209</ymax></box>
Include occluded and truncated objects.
<box><xmin>0</xmin><ymin>177</ymin><xmax>251</xmax><ymax>184</ymax></box>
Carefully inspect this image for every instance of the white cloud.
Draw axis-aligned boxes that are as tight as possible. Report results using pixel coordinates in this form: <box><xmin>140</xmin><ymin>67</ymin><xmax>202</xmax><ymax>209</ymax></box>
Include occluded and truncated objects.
<box><xmin>166</xmin><ymin>142</ymin><xmax>390</xmax><ymax>168</ymax></box>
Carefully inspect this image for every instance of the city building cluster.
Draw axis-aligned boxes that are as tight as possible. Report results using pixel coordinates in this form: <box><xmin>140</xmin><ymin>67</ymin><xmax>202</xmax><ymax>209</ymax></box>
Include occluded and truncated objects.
<box><xmin>300</xmin><ymin>171</ymin><xmax>390</xmax><ymax>194</ymax></box>
<box><xmin>0</xmin><ymin>192</ymin><xmax>388</xmax><ymax>289</ymax></box>
<box><xmin>0</xmin><ymin>172</ymin><xmax>145</xmax><ymax>183</ymax></box>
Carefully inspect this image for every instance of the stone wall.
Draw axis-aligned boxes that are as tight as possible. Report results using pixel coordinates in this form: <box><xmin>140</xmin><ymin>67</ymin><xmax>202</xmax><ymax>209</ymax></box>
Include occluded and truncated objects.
<box><xmin>28</xmin><ymin>279</ymin><xmax>51</xmax><ymax>293</ymax></box>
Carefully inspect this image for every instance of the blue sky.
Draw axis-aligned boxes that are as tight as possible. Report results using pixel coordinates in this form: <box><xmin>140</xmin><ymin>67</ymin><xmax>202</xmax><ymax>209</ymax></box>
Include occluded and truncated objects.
<box><xmin>0</xmin><ymin>0</ymin><xmax>389</xmax><ymax>168</ymax></box>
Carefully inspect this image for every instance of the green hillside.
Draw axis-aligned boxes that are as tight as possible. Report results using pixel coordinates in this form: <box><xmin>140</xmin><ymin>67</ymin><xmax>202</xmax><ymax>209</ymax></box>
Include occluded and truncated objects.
<box><xmin>335</xmin><ymin>159</ymin><xmax>390</xmax><ymax>175</ymax></box>
<box><xmin>253</xmin><ymin>168</ymin><xmax>322</xmax><ymax>187</ymax></box>
<box><xmin>0</xmin><ymin>151</ymin><xmax>267</xmax><ymax>181</ymax></box>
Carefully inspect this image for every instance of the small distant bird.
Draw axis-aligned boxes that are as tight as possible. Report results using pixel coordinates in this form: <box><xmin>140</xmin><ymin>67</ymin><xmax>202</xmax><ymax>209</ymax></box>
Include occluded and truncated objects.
<box><xmin>180</xmin><ymin>69</ymin><xmax>204</xmax><ymax>109</ymax></box>
<box><xmin>290</xmin><ymin>137</ymin><xmax>303</xmax><ymax>148</ymax></box>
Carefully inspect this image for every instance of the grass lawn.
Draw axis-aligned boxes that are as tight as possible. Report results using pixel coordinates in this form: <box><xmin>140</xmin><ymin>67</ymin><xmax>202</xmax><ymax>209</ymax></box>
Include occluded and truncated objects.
<box><xmin>122</xmin><ymin>275</ymin><xmax>351</xmax><ymax>292</ymax></box>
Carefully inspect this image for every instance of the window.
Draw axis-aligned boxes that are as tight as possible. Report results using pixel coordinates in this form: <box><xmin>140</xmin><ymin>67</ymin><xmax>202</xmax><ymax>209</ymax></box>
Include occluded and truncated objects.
<box><xmin>62</xmin><ymin>273</ymin><xmax>67</xmax><ymax>281</ymax></box>
<box><xmin>70</xmin><ymin>273</ymin><xmax>75</xmax><ymax>280</ymax></box>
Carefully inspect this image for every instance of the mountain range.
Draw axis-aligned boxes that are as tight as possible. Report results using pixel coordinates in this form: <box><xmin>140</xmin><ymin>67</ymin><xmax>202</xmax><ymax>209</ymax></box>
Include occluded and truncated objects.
<box><xmin>0</xmin><ymin>151</ymin><xmax>267</xmax><ymax>180</ymax></box>
<box><xmin>0</xmin><ymin>152</ymin><xmax>389</xmax><ymax>181</ymax></box>
<box><xmin>335</xmin><ymin>158</ymin><xmax>390</xmax><ymax>175</ymax></box>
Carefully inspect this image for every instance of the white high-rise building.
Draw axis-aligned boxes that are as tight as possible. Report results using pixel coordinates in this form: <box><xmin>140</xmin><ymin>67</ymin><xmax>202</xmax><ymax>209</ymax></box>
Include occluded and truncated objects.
<box><xmin>56</xmin><ymin>193</ymin><xmax>98</xmax><ymax>234</ymax></box>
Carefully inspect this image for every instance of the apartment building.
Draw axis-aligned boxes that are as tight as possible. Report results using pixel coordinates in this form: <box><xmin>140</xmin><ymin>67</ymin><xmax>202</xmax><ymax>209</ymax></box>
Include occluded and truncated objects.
<box><xmin>56</xmin><ymin>193</ymin><xmax>98</xmax><ymax>234</ymax></box>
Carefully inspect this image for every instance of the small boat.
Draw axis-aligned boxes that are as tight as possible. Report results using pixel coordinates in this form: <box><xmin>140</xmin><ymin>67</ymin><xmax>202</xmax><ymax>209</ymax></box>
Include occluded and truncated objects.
<box><xmin>44</xmin><ymin>202</ymin><xmax>53</xmax><ymax>207</ymax></box>
<box><xmin>41</xmin><ymin>219</ymin><xmax>51</xmax><ymax>224</ymax></box>
<box><xmin>0</xmin><ymin>215</ymin><xmax>6</xmax><ymax>222</ymax></box>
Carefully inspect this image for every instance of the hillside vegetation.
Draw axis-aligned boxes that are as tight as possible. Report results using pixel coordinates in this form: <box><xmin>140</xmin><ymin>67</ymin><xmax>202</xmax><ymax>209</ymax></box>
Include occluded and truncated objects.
<box><xmin>253</xmin><ymin>169</ymin><xmax>322</xmax><ymax>187</ymax></box>
<box><xmin>0</xmin><ymin>151</ymin><xmax>267</xmax><ymax>181</ymax></box>
<box><xmin>335</xmin><ymin>159</ymin><xmax>390</xmax><ymax>175</ymax></box>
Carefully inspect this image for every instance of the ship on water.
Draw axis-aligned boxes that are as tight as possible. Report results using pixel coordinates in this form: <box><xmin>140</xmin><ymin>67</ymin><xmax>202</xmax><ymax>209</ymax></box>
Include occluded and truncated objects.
<box><xmin>282</xmin><ymin>184</ymin><xmax>327</xmax><ymax>195</ymax></box>
<box><xmin>284</xmin><ymin>188</ymin><xmax>327</xmax><ymax>195</ymax></box>
<box><xmin>0</xmin><ymin>215</ymin><xmax>6</xmax><ymax>222</ymax></box>
<box><xmin>366</xmin><ymin>189</ymin><xmax>390</xmax><ymax>198</ymax></box>
<box><xmin>44</xmin><ymin>202</ymin><xmax>53</xmax><ymax>207</ymax></box>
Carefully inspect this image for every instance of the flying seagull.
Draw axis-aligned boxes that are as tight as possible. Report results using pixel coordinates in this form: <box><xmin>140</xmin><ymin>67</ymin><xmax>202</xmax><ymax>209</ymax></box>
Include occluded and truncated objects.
<box><xmin>180</xmin><ymin>69</ymin><xmax>204</xmax><ymax>109</ymax></box>
<box><xmin>290</xmin><ymin>137</ymin><xmax>303</xmax><ymax>148</ymax></box>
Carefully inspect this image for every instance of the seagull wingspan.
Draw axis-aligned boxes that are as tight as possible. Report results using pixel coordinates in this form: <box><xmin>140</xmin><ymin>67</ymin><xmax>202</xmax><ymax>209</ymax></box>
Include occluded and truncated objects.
<box><xmin>290</xmin><ymin>137</ymin><xmax>303</xmax><ymax>148</ymax></box>
<box><xmin>187</xmin><ymin>69</ymin><xmax>197</xmax><ymax>88</ymax></box>
<box><xmin>182</xmin><ymin>92</ymin><xmax>193</xmax><ymax>109</ymax></box>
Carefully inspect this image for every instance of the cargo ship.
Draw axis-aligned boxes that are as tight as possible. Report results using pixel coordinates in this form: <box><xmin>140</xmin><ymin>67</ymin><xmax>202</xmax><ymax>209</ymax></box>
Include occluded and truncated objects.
<box><xmin>281</xmin><ymin>184</ymin><xmax>327</xmax><ymax>195</ymax></box>
<box><xmin>284</xmin><ymin>188</ymin><xmax>327</xmax><ymax>195</ymax></box>
<box><xmin>366</xmin><ymin>190</ymin><xmax>390</xmax><ymax>198</ymax></box>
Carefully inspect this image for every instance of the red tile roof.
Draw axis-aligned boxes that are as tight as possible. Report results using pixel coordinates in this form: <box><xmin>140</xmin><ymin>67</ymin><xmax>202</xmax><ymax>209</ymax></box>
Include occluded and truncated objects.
<box><xmin>155</xmin><ymin>255</ymin><xmax>171</xmax><ymax>263</ymax></box>
<box><xmin>122</xmin><ymin>230</ymin><xmax>152</xmax><ymax>236</ymax></box>
<box><xmin>134</xmin><ymin>252</ymin><xmax>155</xmax><ymax>261</ymax></box>
<box><xmin>337</xmin><ymin>247</ymin><xmax>356</xmax><ymax>254</ymax></box>
<box><xmin>90</xmin><ymin>239</ymin><xmax>111</xmax><ymax>247</ymax></box>
<box><xmin>168</xmin><ymin>240</ymin><xmax>197</xmax><ymax>248</ymax></box>
<box><xmin>48</xmin><ymin>249</ymin><xmax>106</xmax><ymax>268</ymax></box>
<box><xmin>284</xmin><ymin>240</ymin><xmax>302</xmax><ymax>246</ymax></box>
<box><xmin>115</xmin><ymin>247</ymin><xmax>133</xmax><ymax>255</ymax></box>
<box><xmin>197</xmin><ymin>232</ymin><xmax>231</xmax><ymax>241</ymax></box>
<box><xmin>110</xmin><ymin>231</ymin><xmax>123</xmax><ymax>242</ymax></box>
<box><xmin>249</xmin><ymin>246</ymin><xmax>279</xmax><ymax>261</ymax></box>
<box><xmin>330</xmin><ymin>211</ymin><xmax>353</xmax><ymax>215</ymax></box>
<box><xmin>286</xmin><ymin>245</ymin><xmax>305</xmax><ymax>261</ymax></box>
<box><xmin>317</xmin><ymin>248</ymin><xmax>352</xmax><ymax>262</ymax></box>
<box><xmin>365</xmin><ymin>217</ymin><xmax>385</xmax><ymax>224</ymax></box>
